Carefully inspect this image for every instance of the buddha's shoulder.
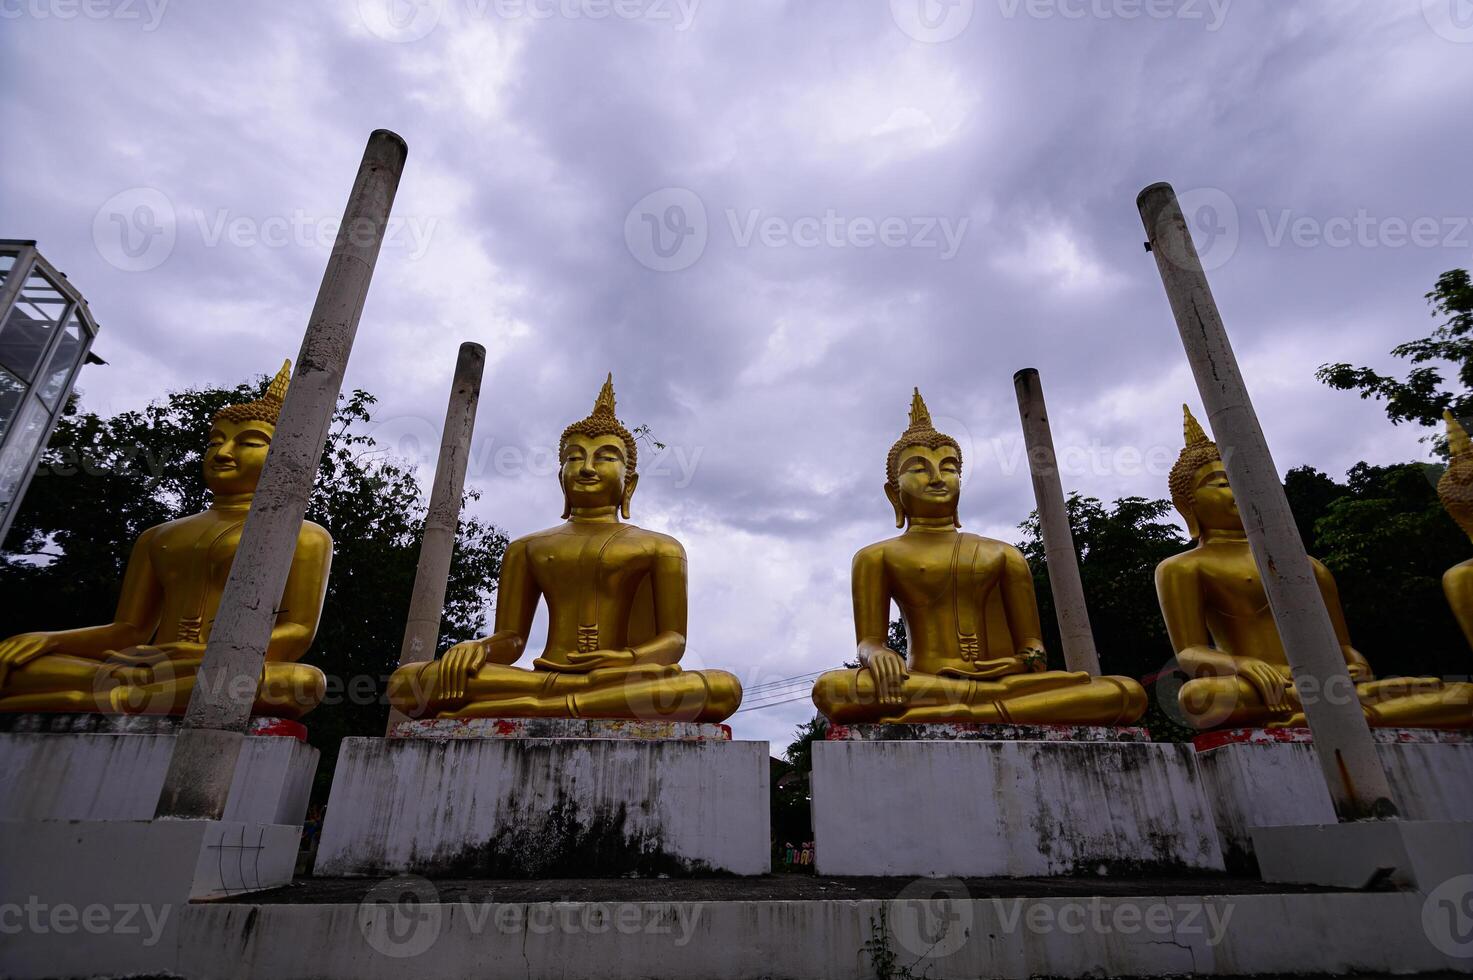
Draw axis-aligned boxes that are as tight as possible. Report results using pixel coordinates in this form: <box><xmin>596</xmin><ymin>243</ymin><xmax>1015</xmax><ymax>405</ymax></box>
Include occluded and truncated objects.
<box><xmin>624</xmin><ymin>525</ymin><xmax>685</xmax><ymax>556</ymax></box>
<box><xmin>298</xmin><ymin>520</ymin><xmax>332</xmax><ymax>549</ymax></box>
<box><xmin>958</xmin><ymin>532</ymin><xmax>1018</xmax><ymax>554</ymax></box>
<box><xmin>1155</xmin><ymin>546</ymin><xmax>1204</xmax><ymax>579</ymax></box>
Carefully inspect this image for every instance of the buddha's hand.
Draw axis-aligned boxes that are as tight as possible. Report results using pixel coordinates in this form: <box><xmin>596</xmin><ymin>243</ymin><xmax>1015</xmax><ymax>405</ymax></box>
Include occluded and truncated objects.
<box><xmin>438</xmin><ymin>639</ymin><xmax>490</xmax><ymax>702</ymax></box>
<box><xmin>1345</xmin><ymin>661</ymin><xmax>1372</xmax><ymax>682</ymax></box>
<box><xmin>0</xmin><ymin>633</ymin><xmax>59</xmax><ymax>683</ymax></box>
<box><xmin>1237</xmin><ymin>657</ymin><xmax>1289</xmax><ymax>709</ymax></box>
<box><xmin>864</xmin><ymin>649</ymin><xmax>909</xmax><ymax>707</ymax></box>
<box><xmin>100</xmin><ymin>646</ymin><xmax>172</xmax><ymax>684</ymax></box>
<box><xmin>562</xmin><ymin>649</ymin><xmax>637</xmax><ymax>672</ymax></box>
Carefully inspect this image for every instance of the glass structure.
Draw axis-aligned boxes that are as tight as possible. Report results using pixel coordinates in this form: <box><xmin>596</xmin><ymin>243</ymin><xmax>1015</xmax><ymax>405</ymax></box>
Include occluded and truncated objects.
<box><xmin>0</xmin><ymin>240</ymin><xmax>101</xmax><ymax>545</ymax></box>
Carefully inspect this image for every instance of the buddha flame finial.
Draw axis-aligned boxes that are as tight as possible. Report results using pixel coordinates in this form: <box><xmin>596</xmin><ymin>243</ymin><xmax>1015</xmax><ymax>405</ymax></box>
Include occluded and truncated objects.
<box><xmin>908</xmin><ymin>388</ymin><xmax>933</xmax><ymax>430</ymax></box>
<box><xmin>1446</xmin><ymin>410</ymin><xmax>1472</xmax><ymax>461</ymax></box>
<box><xmin>213</xmin><ymin>359</ymin><xmax>292</xmax><ymax>428</ymax></box>
<box><xmin>592</xmin><ymin>372</ymin><xmax>618</xmax><ymax>420</ymax></box>
<box><xmin>1438</xmin><ymin>411</ymin><xmax>1473</xmax><ymax>539</ymax></box>
<box><xmin>1182</xmin><ymin>403</ymin><xmax>1211</xmax><ymax>447</ymax></box>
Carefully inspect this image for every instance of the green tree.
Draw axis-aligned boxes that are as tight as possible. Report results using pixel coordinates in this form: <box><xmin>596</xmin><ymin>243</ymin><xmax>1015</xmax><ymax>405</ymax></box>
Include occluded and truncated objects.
<box><xmin>1306</xmin><ymin>462</ymin><xmax>1466</xmax><ymax>678</ymax></box>
<box><xmin>0</xmin><ymin>375</ymin><xmax>508</xmax><ymax>799</ymax></box>
<box><xmin>1317</xmin><ymin>268</ymin><xmax>1473</xmax><ymax>448</ymax></box>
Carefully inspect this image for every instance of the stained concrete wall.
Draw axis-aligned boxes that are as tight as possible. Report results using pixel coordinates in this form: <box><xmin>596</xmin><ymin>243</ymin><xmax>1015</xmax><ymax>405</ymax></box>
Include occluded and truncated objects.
<box><xmin>1198</xmin><ymin>740</ymin><xmax>1473</xmax><ymax>871</ymax></box>
<box><xmin>811</xmin><ymin>740</ymin><xmax>1224</xmax><ymax>877</ymax></box>
<box><xmin>314</xmin><ymin>737</ymin><xmax>771</xmax><ymax>877</ymax></box>
<box><xmin>165</xmin><ymin>892</ymin><xmax>1470</xmax><ymax>980</ymax></box>
<box><xmin>0</xmin><ymin>732</ymin><xmax>318</xmax><ymax>826</ymax></box>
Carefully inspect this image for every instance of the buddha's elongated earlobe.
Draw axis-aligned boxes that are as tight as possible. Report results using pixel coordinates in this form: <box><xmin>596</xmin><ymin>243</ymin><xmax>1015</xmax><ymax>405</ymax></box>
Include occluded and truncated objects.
<box><xmin>954</xmin><ymin>510</ymin><xmax>962</xmax><ymax>529</ymax></box>
<box><xmin>560</xmin><ymin>471</ymin><xmax>572</xmax><ymax>520</ymax></box>
<box><xmin>621</xmin><ymin>473</ymin><xmax>639</xmax><ymax>519</ymax></box>
<box><xmin>884</xmin><ymin>484</ymin><xmax>905</xmax><ymax>529</ymax></box>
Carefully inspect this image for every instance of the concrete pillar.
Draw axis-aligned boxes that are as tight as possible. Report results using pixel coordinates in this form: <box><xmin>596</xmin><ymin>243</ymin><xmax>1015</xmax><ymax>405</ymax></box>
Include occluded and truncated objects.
<box><xmin>1137</xmin><ymin>181</ymin><xmax>1397</xmax><ymax>822</ymax></box>
<box><xmin>1012</xmin><ymin>368</ymin><xmax>1101</xmax><ymax>676</ymax></box>
<box><xmin>155</xmin><ymin>130</ymin><xmax>408</xmax><ymax>819</ymax></box>
<box><xmin>384</xmin><ymin>341</ymin><xmax>486</xmax><ymax>734</ymax></box>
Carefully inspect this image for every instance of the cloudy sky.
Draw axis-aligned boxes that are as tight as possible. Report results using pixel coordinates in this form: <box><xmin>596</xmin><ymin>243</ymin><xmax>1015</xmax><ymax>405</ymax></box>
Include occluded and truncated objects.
<box><xmin>3</xmin><ymin>0</ymin><xmax>1471</xmax><ymax>746</ymax></box>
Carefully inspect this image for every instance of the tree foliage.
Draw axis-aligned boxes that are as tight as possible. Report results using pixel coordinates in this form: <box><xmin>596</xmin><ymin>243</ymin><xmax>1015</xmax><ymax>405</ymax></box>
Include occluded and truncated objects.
<box><xmin>1317</xmin><ymin>269</ymin><xmax>1473</xmax><ymax>447</ymax></box>
<box><xmin>0</xmin><ymin>375</ymin><xmax>508</xmax><ymax>798</ymax></box>
<box><xmin>1286</xmin><ymin>462</ymin><xmax>1466</xmax><ymax>678</ymax></box>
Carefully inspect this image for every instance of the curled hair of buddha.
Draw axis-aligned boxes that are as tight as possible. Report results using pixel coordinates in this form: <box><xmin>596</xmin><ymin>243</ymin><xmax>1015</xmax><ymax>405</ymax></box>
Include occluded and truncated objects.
<box><xmin>1169</xmin><ymin>404</ymin><xmax>1222</xmax><ymax>535</ymax></box>
<box><xmin>886</xmin><ymin>388</ymin><xmax>963</xmax><ymax>489</ymax></box>
<box><xmin>213</xmin><ymin>360</ymin><xmax>291</xmax><ymax>428</ymax></box>
<box><xmin>1438</xmin><ymin>410</ymin><xmax>1473</xmax><ymax>535</ymax></box>
<box><xmin>559</xmin><ymin>373</ymin><xmax>639</xmax><ymax>475</ymax></box>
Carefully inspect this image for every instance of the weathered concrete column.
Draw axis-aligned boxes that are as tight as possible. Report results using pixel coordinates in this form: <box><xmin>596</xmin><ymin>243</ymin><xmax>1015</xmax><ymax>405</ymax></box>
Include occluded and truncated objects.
<box><xmin>384</xmin><ymin>342</ymin><xmax>486</xmax><ymax>734</ymax></box>
<box><xmin>1012</xmin><ymin>368</ymin><xmax>1101</xmax><ymax>676</ymax></box>
<box><xmin>156</xmin><ymin>130</ymin><xmax>408</xmax><ymax>819</ymax></box>
<box><xmin>1137</xmin><ymin>181</ymin><xmax>1396</xmax><ymax>822</ymax></box>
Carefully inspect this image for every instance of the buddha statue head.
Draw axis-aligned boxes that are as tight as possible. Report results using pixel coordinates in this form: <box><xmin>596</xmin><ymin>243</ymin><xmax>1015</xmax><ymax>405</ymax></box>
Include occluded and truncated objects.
<box><xmin>1169</xmin><ymin>405</ymin><xmax>1242</xmax><ymax>540</ymax></box>
<box><xmin>884</xmin><ymin>388</ymin><xmax>964</xmax><ymax>528</ymax></box>
<box><xmin>559</xmin><ymin>373</ymin><xmax>640</xmax><ymax>519</ymax></box>
<box><xmin>205</xmin><ymin>360</ymin><xmax>290</xmax><ymax>497</ymax></box>
<box><xmin>1438</xmin><ymin>410</ymin><xmax>1473</xmax><ymax>542</ymax></box>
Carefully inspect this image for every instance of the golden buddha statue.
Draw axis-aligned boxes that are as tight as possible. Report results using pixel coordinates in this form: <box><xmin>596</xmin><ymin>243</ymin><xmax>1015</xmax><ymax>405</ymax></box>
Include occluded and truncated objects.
<box><xmin>1160</xmin><ymin>405</ymin><xmax>1473</xmax><ymax>730</ymax></box>
<box><xmin>1438</xmin><ymin>411</ymin><xmax>1473</xmax><ymax>651</ymax></box>
<box><xmin>387</xmin><ymin>375</ymin><xmax>742</xmax><ymax>722</ymax></box>
<box><xmin>0</xmin><ymin>362</ymin><xmax>330</xmax><ymax>719</ymax></box>
<box><xmin>810</xmin><ymin>390</ymin><xmax>1147</xmax><ymax>725</ymax></box>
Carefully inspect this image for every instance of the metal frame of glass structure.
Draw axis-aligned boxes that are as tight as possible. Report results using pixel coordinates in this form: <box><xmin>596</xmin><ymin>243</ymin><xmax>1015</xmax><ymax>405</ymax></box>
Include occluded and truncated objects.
<box><xmin>0</xmin><ymin>240</ymin><xmax>101</xmax><ymax>546</ymax></box>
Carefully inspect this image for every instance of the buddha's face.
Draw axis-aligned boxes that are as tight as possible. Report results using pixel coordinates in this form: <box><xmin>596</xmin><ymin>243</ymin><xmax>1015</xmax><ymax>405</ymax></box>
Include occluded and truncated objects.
<box><xmin>561</xmin><ymin>432</ymin><xmax>629</xmax><ymax>512</ymax></box>
<box><xmin>893</xmin><ymin>442</ymin><xmax>961</xmax><ymax>520</ymax></box>
<box><xmin>1192</xmin><ymin>462</ymin><xmax>1242</xmax><ymax>533</ymax></box>
<box><xmin>204</xmin><ymin>419</ymin><xmax>273</xmax><ymax>496</ymax></box>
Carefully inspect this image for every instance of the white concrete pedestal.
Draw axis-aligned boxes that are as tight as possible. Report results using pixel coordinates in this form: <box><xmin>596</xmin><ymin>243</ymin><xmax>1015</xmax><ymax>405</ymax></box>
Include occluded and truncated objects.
<box><xmin>811</xmin><ymin>733</ymin><xmax>1224</xmax><ymax>876</ymax></box>
<box><xmin>1252</xmin><ymin>818</ymin><xmax>1473</xmax><ymax>889</ymax></box>
<box><xmin>0</xmin><ymin>715</ymin><xmax>319</xmax><ymax>826</ymax></box>
<box><xmin>0</xmin><ymin>818</ymin><xmax>301</xmax><ymax>979</ymax></box>
<box><xmin>314</xmin><ymin>727</ymin><xmax>770</xmax><ymax>877</ymax></box>
<box><xmin>1193</xmin><ymin>728</ymin><xmax>1473</xmax><ymax>871</ymax></box>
